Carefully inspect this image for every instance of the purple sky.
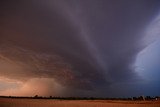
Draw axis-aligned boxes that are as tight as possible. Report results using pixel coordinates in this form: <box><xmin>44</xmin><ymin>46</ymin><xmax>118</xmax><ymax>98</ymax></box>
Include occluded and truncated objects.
<box><xmin>0</xmin><ymin>0</ymin><xmax>160</xmax><ymax>97</ymax></box>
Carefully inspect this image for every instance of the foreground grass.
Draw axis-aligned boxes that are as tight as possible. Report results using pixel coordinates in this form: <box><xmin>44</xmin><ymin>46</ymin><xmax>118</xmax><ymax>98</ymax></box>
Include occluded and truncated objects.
<box><xmin>0</xmin><ymin>98</ymin><xmax>160</xmax><ymax>107</ymax></box>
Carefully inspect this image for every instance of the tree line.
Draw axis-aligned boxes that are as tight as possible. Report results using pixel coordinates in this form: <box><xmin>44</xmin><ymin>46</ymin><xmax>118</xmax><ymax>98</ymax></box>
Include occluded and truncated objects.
<box><xmin>0</xmin><ymin>95</ymin><xmax>159</xmax><ymax>100</ymax></box>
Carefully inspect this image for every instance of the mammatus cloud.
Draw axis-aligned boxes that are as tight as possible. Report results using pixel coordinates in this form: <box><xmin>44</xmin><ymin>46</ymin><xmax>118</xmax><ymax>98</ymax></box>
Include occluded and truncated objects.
<box><xmin>0</xmin><ymin>0</ymin><xmax>160</xmax><ymax>97</ymax></box>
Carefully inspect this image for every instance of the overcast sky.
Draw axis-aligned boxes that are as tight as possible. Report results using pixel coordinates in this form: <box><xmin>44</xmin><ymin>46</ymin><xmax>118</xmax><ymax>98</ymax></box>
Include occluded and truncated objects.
<box><xmin>0</xmin><ymin>0</ymin><xmax>160</xmax><ymax>97</ymax></box>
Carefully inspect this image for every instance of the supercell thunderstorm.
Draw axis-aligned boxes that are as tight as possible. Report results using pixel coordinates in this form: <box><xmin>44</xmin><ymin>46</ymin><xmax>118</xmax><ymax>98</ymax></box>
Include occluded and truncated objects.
<box><xmin>0</xmin><ymin>0</ymin><xmax>160</xmax><ymax>97</ymax></box>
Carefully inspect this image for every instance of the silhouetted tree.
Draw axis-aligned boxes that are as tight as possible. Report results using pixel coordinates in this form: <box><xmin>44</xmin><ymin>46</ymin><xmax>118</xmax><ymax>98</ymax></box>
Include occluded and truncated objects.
<box><xmin>145</xmin><ymin>96</ymin><xmax>151</xmax><ymax>100</ymax></box>
<box><xmin>34</xmin><ymin>95</ymin><xmax>38</xmax><ymax>98</ymax></box>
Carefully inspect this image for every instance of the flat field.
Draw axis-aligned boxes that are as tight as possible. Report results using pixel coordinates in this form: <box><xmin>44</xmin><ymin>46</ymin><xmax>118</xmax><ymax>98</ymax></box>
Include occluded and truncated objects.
<box><xmin>0</xmin><ymin>98</ymin><xmax>160</xmax><ymax>107</ymax></box>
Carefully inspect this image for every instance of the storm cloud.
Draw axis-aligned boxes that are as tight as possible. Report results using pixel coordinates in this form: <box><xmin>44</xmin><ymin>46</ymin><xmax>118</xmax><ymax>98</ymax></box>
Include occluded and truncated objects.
<box><xmin>0</xmin><ymin>0</ymin><xmax>160</xmax><ymax>97</ymax></box>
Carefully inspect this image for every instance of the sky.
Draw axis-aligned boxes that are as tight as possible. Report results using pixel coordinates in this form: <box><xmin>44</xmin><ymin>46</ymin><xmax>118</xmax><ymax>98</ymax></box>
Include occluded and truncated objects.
<box><xmin>0</xmin><ymin>0</ymin><xmax>160</xmax><ymax>97</ymax></box>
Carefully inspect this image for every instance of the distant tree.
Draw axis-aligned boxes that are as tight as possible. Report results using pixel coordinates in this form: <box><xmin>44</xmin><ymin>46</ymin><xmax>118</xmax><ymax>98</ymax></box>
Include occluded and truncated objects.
<box><xmin>145</xmin><ymin>96</ymin><xmax>151</xmax><ymax>100</ymax></box>
<box><xmin>34</xmin><ymin>95</ymin><xmax>38</xmax><ymax>98</ymax></box>
<box><xmin>138</xmin><ymin>96</ymin><xmax>144</xmax><ymax>100</ymax></box>
<box><xmin>133</xmin><ymin>97</ymin><xmax>137</xmax><ymax>100</ymax></box>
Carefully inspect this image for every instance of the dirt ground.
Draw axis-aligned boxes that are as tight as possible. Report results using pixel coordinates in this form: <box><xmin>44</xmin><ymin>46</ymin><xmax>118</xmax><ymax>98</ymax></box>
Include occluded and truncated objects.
<box><xmin>0</xmin><ymin>98</ymin><xmax>160</xmax><ymax>107</ymax></box>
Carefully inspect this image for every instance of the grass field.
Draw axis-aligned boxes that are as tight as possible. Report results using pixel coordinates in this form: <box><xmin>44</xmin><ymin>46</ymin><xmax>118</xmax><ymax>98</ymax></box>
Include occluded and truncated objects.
<box><xmin>0</xmin><ymin>98</ymin><xmax>160</xmax><ymax>107</ymax></box>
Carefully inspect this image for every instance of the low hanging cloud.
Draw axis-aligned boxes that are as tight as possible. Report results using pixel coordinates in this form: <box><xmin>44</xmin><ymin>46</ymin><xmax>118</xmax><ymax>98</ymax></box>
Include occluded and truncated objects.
<box><xmin>0</xmin><ymin>77</ymin><xmax>65</xmax><ymax>96</ymax></box>
<box><xmin>0</xmin><ymin>0</ymin><xmax>160</xmax><ymax>97</ymax></box>
<box><xmin>0</xmin><ymin>45</ymin><xmax>94</xmax><ymax>90</ymax></box>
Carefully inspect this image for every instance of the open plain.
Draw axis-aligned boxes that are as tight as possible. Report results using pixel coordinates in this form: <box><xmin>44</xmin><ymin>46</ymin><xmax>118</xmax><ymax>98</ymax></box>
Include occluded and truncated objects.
<box><xmin>0</xmin><ymin>98</ymin><xmax>160</xmax><ymax>107</ymax></box>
